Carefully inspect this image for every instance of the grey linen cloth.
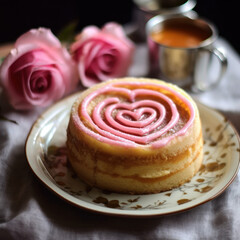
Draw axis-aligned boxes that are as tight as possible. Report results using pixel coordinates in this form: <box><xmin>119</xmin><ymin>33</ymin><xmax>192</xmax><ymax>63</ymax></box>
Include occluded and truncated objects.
<box><xmin>0</xmin><ymin>38</ymin><xmax>240</xmax><ymax>240</ymax></box>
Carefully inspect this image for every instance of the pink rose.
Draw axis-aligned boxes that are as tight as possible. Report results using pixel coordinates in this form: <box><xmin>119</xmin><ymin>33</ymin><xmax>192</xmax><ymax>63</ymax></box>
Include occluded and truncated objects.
<box><xmin>71</xmin><ymin>22</ymin><xmax>135</xmax><ymax>87</ymax></box>
<box><xmin>0</xmin><ymin>28</ymin><xmax>78</xmax><ymax>110</ymax></box>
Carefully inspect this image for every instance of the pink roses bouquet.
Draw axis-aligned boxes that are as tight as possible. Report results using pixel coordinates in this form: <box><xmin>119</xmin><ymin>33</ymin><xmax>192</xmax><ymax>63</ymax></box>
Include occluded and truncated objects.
<box><xmin>0</xmin><ymin>23</ymin><xmax>135</xmax><ymax>110</ymax></box>
<box><xmin>71</xmin><ymin>22</ymin><xmax>135</xmax><ymax>87</ymax></box>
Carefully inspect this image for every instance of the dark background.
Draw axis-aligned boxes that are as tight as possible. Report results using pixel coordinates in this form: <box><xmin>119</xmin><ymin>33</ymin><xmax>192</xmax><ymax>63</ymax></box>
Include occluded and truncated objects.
<box><xmin>0</xmin><ymin>0</ymin><xmax>239</xmax><ymax>54</ymax></box>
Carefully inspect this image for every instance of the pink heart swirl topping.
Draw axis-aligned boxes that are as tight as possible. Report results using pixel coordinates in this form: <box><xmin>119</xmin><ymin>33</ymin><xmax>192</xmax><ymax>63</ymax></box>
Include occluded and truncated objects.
<box><xmin>77</xmin><ymin>81</ymin><xmax>195</xmax><ymax>148</ymax></box>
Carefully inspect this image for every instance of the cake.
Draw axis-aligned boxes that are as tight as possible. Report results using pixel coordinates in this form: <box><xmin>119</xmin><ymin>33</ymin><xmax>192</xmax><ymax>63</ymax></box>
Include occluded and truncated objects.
<box><xmin>66</xmin><ymin>78</ymin><xmax>203</xmax><ymax>194</ymax></box>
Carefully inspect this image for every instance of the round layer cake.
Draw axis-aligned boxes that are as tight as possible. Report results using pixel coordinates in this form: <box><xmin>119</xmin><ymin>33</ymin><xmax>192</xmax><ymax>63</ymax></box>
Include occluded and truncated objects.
<box><xmin>66</xmin><ymin>78</ymin><xmax>203</xmax><ymax>194</ymax></box>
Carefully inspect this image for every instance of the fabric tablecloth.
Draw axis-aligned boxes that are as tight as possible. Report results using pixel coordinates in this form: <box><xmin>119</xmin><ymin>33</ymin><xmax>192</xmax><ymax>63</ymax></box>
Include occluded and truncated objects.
<box><xmin>0</xmin><ymin>35</ymin><xmax>240</xmax><ymax>240</ymax></box>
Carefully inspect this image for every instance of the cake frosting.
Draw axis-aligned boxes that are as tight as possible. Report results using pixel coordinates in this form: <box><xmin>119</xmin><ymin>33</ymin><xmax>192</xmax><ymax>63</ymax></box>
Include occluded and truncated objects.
<box><xmin>67</xmin><ymin>78</ymin><xmax>203</xmax><ymax>194</ymax></box>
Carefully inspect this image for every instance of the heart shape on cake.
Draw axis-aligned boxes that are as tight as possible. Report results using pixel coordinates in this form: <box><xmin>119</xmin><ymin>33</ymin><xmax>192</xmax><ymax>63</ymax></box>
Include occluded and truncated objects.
<box><xmin>116</xmin><ymin>107</ymin><xmax>156</xmax><ymax>127</ymax></box>
<box><xmin>91</xmin><ymin>89</ymin><xmax>179</xmax><ymax>143</ymax></box>
<box><xmin>104</xmin><ymin>100</ymin><xmax>166</xmax><ymax>135</ymax></box>
<box><xmin>80</xmin><ymin>82</ymin><xmax>195</xmax><ymax>146</ymax></box>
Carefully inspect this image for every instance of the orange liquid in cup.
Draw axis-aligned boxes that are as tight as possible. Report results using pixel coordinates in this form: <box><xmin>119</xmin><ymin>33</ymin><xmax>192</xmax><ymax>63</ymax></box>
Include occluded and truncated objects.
<box><xmin>151</xmin><ymin>25</ymin><xmax>210</xmax><ymax>48</ymax></box>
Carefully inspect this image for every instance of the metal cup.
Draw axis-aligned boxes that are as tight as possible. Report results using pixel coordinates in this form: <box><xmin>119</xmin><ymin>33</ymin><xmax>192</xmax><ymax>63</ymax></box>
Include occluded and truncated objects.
<box><xmin>146</xmin><ymin>15</ymin><xmax>228</xmax><ymax>92</ymax></box>
<box><xmin>133</xmin><ymin>0</ymin><xmax>197</xmax><ymax>40</ymax></box>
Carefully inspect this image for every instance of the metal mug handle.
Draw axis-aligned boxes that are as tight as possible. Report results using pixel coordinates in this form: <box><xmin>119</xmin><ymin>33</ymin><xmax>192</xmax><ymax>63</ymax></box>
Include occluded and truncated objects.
<box><xmin>193</xmin><ymin>47</ymin><xmax>228</xmax><ymax>92</ymax></box>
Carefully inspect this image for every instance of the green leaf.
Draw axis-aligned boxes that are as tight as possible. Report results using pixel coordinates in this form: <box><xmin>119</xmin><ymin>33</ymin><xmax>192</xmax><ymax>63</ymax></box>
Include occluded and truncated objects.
<box><xmin>57</xmin><ymin>20</ymin><xmax>79</xmax><ymax>44</ymax></box>
<box><xmin>0</xmin><ymin>57</ymin><xmax>5</xmax><ymax>65</ymax></box>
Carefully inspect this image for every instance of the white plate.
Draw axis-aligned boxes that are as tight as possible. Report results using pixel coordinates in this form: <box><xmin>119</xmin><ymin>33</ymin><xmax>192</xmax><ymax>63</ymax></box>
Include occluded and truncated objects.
<box><xmin>25</xmin><ymin>93</ymin><xmax>240</xmax><ymax>217</ymax></box>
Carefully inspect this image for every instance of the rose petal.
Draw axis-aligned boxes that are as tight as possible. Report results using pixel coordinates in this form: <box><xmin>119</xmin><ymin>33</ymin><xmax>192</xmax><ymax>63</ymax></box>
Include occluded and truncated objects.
<box><xmin>70</xmin><ymin>22</ymin><xmax>135</xmax><ymax>87</ymax></box>
<box><xmin>22</xmin><ymin>66</ymin><xmax>65</xmax><ymax>107</ymax></box>
<box><xmin>97</xmin><ymin>47</ymin><xmax>117</xmax><ymax>72</ymax></box>
<box><xmin>102</xmin><ymin>22</ymin><xmax>126</xmax><ymax>39</ymax></box>
<box><xmin>71</xmin><ymin>26</ymin><xmax>100</xmax><ymax>53</ymax></box>
<box><xmin>9</xmin><ymin>50</ymin><xmax>55</xmax><ymax>73</ymax></box>
<box><xmin>76</xmin><ymin>26</ymin><xmax>100</xmax><ymax>41</ymax></box>
<box><xmin>78</xmin><ymin>56</ymin><xmax>99</xmax><ymax>87</ymax></box>
<box><xmin>102</xmin><ymin>22</ymin><xmax>135</xmax><ymax>51</ymax></box>
<box><xmin>15</xmin><ymin>28</ymin><xmax>62</xmax><ymax>50</ymax></box>
<box><xmin>83</xmin><ymin>40</ymin><xmax>104</xmax><ymax>68</ymax></box>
